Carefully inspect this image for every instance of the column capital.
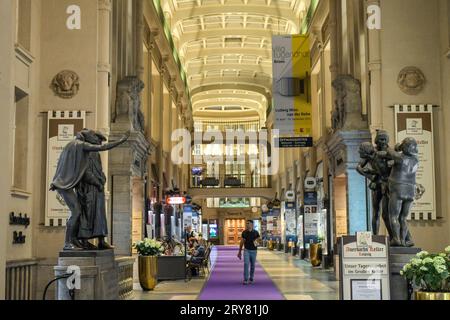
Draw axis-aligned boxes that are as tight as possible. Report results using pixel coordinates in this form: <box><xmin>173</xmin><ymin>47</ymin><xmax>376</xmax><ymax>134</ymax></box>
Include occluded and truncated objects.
<box><xmin>98</xmin><ymin>0</ymin><xmax>112</xmax><ymax>11</ymax></box>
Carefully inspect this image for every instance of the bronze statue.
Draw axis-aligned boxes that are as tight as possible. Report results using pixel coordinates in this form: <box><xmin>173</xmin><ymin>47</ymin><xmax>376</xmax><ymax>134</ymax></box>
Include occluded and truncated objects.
<box><xmin>378</xmin><ymin>138</ymin><xmax>418</xmax><ymax>247</ymax></box>
<box><xmin>76</xmin><ymin>131</ymin><xmax>110</xmax><ymax>250</ymax></box>
<box><xmin>50</xmin><ymin>129</ymin><xmax>129</xmax><ymax>250</ymax></box>
<box><xmin>357</xmin><ymin>132</ymin><xmax>417</xmax><ymax>247</ymax></box>
<box><xmin>357</xmin><ymin>131</ymin><xmax>392</xmax><ymax>236</ymax></box>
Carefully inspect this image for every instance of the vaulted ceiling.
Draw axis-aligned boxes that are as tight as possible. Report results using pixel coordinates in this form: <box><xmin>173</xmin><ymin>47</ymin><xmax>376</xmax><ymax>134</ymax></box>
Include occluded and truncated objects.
<box><xmin>161</xmin><ymin>0</ymin><xmax>311</xmax><ymax>122</ymax></box>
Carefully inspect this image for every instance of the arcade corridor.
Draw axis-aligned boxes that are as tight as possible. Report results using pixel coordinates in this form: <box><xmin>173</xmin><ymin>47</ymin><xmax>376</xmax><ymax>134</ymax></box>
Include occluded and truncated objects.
<box><xmin>133</xmin><ymin>247</ymin><xmax>338</xmax><ymax>300</ymax></box>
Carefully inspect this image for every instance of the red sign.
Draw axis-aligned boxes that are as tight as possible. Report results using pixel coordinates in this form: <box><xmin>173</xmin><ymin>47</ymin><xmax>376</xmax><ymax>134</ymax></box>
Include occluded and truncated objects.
<box><xmin>166</xmin><ymin>197</ymin><xmax>186</xmax><ymax>205</ymax></box>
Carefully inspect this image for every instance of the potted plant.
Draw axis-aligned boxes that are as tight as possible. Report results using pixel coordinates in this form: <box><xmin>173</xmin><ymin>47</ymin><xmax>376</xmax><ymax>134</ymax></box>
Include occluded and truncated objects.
<box><xmin>310</xmin><ymin>239</ymin><xmax>323</xmax><ymax>267</ymax></box>
<box><xmin>133</xmin><ymin>238</ymin><xmax>164</xmax><ymax>291</ymax></box>
<box><xmin>400</xmin><ymin>246</ymin><xmax>450</xmax><ymax>300</ymax></box>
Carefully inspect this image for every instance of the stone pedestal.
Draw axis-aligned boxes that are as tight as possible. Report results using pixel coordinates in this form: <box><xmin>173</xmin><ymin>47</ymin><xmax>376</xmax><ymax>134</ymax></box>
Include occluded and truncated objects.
<box><xmin>326</xmin><ymin>130</ymin><xmax>372</xmax><ymax>234</ymax></box>
<box><xmin>54</xmin><ymin>250</ymin><xmax>118</xmax><ymax>300</ymax></box>
<box><xmin>389</xmin><ymin>247</ymin><xmax>421</xmax><ymax>300</ymax></box>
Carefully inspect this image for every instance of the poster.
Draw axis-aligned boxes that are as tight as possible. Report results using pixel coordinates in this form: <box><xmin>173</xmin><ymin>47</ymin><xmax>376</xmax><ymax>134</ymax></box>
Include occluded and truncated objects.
<box><xmin>183</xmin><ymin>205</ymin><xmax>193</xmax><ymax>228</ymax></box>
<box><xmin>272</xmin><ymin>35</ymin><xmax>312</xmax><ymax>137</ymax></box>
<box><xmin>395</xmin><ymin>104</ymin><xmax>436</xmax><ymax>220</ymax></box>
<box><xmin>351</xmin><ymin>280</ymin><xmax>382</xmax><ymax>300</ymax></box>
<box><xmin>45</xmin><ymin>111</ymin><xmax>85</xmax><ymax>227</ymax></box>
<box><xmin>304</xmin><ymin>210</ymin><xmax>319</xmax><ymax>244</ymax></box>
<box><xmin>339</xmin><ymin>235</ymin><xmax>390</xmax><ymax>300</ymax></box>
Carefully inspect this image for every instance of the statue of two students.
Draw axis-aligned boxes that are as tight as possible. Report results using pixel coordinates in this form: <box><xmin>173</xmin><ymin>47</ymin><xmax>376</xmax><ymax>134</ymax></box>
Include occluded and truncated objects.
<box><xmin>50</xmin><ymin>129</ymin><xmax>129</xmax><ymax>251</ymax></box>
<box><xmin>357</xmin><ymin>130</ymin><xmax>419</xmax><ymax>247</ymax></box>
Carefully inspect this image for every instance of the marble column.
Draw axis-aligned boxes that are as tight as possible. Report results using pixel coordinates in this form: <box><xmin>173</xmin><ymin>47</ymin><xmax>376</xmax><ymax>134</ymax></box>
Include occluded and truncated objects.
<box><xmin>158</xmin><ymin>64</ymin><xmax>166</xmax><ymax>200</ymax></box>
<box><xmin>97</xmin><ymin>0</ymin><xmax>112</xmax><ymax>241</ymax></box>
<box><xmin>366</xmin><ymin>0</ymin><xmax>383</xmax><ymax>137</ymax></box>
<box><xmin>135</xmin><ymin>0</ymin><xmax>144</xmax><ymax>81</ymax></box>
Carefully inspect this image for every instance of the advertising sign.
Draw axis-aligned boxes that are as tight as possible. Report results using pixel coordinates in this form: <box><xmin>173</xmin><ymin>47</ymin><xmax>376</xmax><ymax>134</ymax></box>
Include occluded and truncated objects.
<box><xmin>304</xmin><ymin>191</ymin><xmax>318</xmax><ymax>206</ymax></box>
<box><xmin>339</xmin><ymin>235</ymin><xmax>390</xmax><ymax>300</ymax></box>
<box><xmin>266</xmin><ymin>208</ymin><xmax>281</xmax><ymax>239</ymax></box>
<box><xmin>394</xmin><ymin>104</ymin><xmax>436</xmax><ymax>220</ymax></box>
<box><xmin>304</xmin><ymin>210</ymin><xmax>319</xmax><ymax>244</ymax></box>
<box><xmin>45</xmin><ymin>111</ymin><xmax>85</xmax><ymax>227</ymax></box>
<box><xmin>208</xmin><ymin>219</ymin><xmax>218</xmax><ymax>239</ymax></box>
<box><xmin>183</xmin><ymin>205</ymin><xmax>193</xmax><ymax>228</ymax></box>
<box><xmin>284</xmin><ymin>202</ymin><xmax>296</xmax><ymax>240</ymax></box>
<box><xmin>272</xmin><ymin>35</ymin><xmax>312</xmax><ymax>138</ymax></box>
<box><xmin>166</xmin><ymin>196</ymin><xmax>186</xmax><ymax>205</ymax></box>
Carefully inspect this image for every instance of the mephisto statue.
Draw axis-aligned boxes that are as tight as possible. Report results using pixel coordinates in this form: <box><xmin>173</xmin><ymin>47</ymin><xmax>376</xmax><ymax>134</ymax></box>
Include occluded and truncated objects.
<box><xmin>50</xmin><ymin>129</ymin><xmax>129</xmax><ymax>250</ymax></box>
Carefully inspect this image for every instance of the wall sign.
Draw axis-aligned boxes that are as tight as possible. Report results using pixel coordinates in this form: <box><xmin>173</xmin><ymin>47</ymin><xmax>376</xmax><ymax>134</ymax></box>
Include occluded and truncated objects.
<box><xmin>339</xmin><ymin>235</ymin><xmax>390</xmax><ymax>300</ymax></box>
<box><xmin>303</xmin><ymin>191</ymin><xmax>317</xmax><ymax>205</ymax></box>
<box><xmin>285</xmin><ymin>190</ymin><xmax>295</xmax><ymax>202</ymax></box>
<box><xmin>9</xmin><ymin>212</ymin><xmax>30</xmax><ymax>227</ymax></box>
<box><xmin>166</xmin><ymin>196</ymin><xmax>186</xmax><ymax>205</ymax></box>
<box><xmin>394</xmin><ymin>104</ymin><xmax>436</xmax><ymax>220</ymax></box>
<box><xmin>45</xmin><ymin>111</ymin><xmax>86</xmax><ymax>227</ymax></box>
<box><xmin>304</xmin><ymin>177</ymin><xmax>317</xmax><ymax>189</ymax></box>
<box><xmin>13</xmin><ymin>231</ymin><xmax>26</xmax><ymax>244</ymax></box>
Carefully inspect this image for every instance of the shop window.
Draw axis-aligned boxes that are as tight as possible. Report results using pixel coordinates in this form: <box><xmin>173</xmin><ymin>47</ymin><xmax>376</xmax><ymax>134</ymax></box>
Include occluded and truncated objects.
<box><xmin>12</xmin><ymin>87</ymin><xmax>29</xmax><ymax>191</ymax></box>
<box><xmin>16</xmin><ymin>0</ymin><xmax>32</xmax><ymax>51</ymax></box>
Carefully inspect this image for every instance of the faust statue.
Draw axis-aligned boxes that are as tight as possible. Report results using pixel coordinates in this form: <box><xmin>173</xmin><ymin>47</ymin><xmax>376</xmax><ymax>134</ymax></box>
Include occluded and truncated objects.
<box><xmin>50</xmin><ymin>129</ymin><xmax>129</xmax><ymax>250</ymax></box>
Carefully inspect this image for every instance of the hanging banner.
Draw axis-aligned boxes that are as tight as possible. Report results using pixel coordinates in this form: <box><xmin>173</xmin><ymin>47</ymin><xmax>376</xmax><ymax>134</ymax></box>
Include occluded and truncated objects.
<box><xmin>45</xmin><ymin>111</ymin><xmax>86</xmax><ymax>227</ymax></box>
<box><xmin>394</xmin><ymin>104</ymin><xmax>436</xmax><ymax>220</ymax></box>
<box><xmin>272</xmin><ymin>35</ymin><xmax>312</xmax><ymax>139</ymax></box>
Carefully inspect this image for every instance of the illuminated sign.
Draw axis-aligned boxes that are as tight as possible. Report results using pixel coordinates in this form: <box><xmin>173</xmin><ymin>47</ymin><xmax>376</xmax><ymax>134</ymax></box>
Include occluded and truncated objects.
<box><xmin>166</xmin><ymin>197</ymin><xmax>186</xmax><ymax>205</ymax></box>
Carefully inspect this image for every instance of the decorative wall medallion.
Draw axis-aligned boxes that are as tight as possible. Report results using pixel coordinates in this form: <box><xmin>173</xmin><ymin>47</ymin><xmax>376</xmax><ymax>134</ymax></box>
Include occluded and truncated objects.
<box><xmin>397</xmin><ymin>66</ymin><xmax>426</xmax><ymax>95</ymax></box>
<box><xmin>51</xmin><ymin>70</ymin><xmax>80</xmax><ymax>99</ymax></box>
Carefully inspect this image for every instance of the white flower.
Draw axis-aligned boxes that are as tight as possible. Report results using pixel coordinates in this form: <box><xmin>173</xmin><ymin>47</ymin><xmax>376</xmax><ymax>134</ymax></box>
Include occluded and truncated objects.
<box><xmin>420</xmin><ymin>266</ymin><xmax>428</xmax><ymax>272</ymax></box>
<box><xmin>433</xmin><ymin>256</ymin><xmax>446</xmax><ymax>265</ymax></box>
<box><xmin>445</xmin><ymin>246</ymin><xmax>450</xmax><ymax>253</ymax></box>
<box><xmin>400</xmin><ymin>270</ymin><xmax>404</xmax><ymax>276</ymax></box>
<box><xmin>416</xmin><ymin>251</ymin><xmax>429</xmax><ymax>258</ymax></box>
<box><xmin>422</xmin><ymin>257</ymin><xmax>433</xmax><ymax>264</ymax></box>
<box><xmin>435</xmin><ymin>264</ymin><xmax>447</xmax><ymax>274</ymax></box>
<box><xmin>411</xmin><ymin>258</ymin><xmax>421</xmax><ymax>266</ymax></box>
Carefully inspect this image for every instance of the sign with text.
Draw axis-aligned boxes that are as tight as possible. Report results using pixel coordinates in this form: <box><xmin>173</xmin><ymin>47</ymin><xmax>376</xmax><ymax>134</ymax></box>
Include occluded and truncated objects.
<box><xmin>166</xmin><ymin>196</ymin><xmax>186</xmax><ymax>205</ymax></box>
<box><xmin>304</xmin><ymin>191</ymin><xmax>318</xmax><ymax>206</ymax></box>
<box><xmin>45</xmin><ymin>111</ymin><xmax>85</xmax><ymax>227</ymax></box>
<box><xmin>276</xmin><ymin>137</ymin><xmax>313</xmax><ymax>148</ymax></box>
<box><xmin>272</xmin><ymin>35</ymin><xmax>312</xmax><ymax>137</ymax></box>
<box><xmin>395</xmin><ymin>104</ymin><xmax>436</xmax><ymax>220</ymax></box>
<box><xmin>339</xmin><ymin>235</ymin><xmax>390</xmax><ymax>300</ymax></box>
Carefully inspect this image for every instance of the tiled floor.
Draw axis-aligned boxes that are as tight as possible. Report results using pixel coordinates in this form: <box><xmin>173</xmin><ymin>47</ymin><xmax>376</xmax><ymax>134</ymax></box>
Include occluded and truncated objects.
<box><xmin>133</xmin><ymin>247</ymin><xmax>338</xmax><ymax>300</ymax></box>
<box><xmin>257</xmin><ymin>249</ymin><xmax>338</xmax><ymax>300</ymax></box>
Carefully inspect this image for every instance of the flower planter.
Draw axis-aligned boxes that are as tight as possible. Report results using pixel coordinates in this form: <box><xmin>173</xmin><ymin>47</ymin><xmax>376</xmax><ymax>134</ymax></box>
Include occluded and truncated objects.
<box><xmin>415</xmin><ymin>292</ymin><xmax>450</xmax><ymax>300</ymax></box>
<box><xmin>310</xmin><ymin>243</ymin><xmax>322</xmax><ymax>267</ymax></box>
<box><xmin>138</xmin><ymin>255</ymin><xmax>158</xmax><ymax>291</ymax></box>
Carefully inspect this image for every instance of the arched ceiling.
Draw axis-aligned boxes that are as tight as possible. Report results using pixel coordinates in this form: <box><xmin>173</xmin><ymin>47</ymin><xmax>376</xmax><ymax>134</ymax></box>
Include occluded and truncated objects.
<box><xmin>161</xmin><ymin>0</ymin><xmax>311</xmax><ymax>120</ymax></box>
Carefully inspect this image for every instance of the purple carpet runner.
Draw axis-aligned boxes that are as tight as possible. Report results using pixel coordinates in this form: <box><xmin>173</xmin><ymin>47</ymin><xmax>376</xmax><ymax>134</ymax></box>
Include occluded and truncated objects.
<box><xmin>198</xmin><ymin>246</ymin><xmax>284</xmax><ymax>300</ymax></box>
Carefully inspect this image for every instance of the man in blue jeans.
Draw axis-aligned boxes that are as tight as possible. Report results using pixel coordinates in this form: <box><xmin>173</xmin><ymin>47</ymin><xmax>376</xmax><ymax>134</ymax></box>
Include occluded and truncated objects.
<box><xmin>237</xmin><ymin>220</ymin><xmax>260</xmax><ymax>285</ymax></box>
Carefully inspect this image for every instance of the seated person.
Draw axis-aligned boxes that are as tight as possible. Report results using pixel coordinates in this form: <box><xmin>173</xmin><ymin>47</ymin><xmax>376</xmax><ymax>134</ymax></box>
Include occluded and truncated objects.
<box><xmin>188</xmin><ymin>238</ymin><xmax>199</xmax><ymax>250</ymax></box>
<box><xmin>186</xmin><ymin>243</ymin><xmax>205</xmax><ymax>263</ymax></box>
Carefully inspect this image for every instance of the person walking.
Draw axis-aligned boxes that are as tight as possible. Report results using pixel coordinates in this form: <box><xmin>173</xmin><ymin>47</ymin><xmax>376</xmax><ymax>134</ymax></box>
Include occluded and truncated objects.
<box><xmin>237</xmin><ymin>220</ymin><xmax>260</xmax><ymax>285</ymax></box>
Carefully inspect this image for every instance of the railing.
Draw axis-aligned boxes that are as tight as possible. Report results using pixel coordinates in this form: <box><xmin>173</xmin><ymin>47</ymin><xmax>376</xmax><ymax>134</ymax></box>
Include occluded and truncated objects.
<box><xmin>5</xmin><ymin>259</ymin><xmax>38</xmax><ymax>300</ymax></box>
<box><xmin>194</xmin><ymin>120</ymin><xmax>260</xmax><ymax>133</ymax></box>
<box><xmin>116</xmin><ymin>257</ymin><xmax>135</xmax><ymax>300</ymax></box>
<box><xmin>190</xmin><ymin>174</ymin><xmax>270</xmax><ymax>189</ymax></box>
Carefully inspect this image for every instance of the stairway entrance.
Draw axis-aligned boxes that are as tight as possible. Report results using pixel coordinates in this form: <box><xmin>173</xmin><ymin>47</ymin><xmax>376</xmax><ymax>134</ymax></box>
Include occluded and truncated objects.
<box><xmin>224</xmin><ymin>219</ymin><xmax>246</xmax><ymax>245</ymax></box>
